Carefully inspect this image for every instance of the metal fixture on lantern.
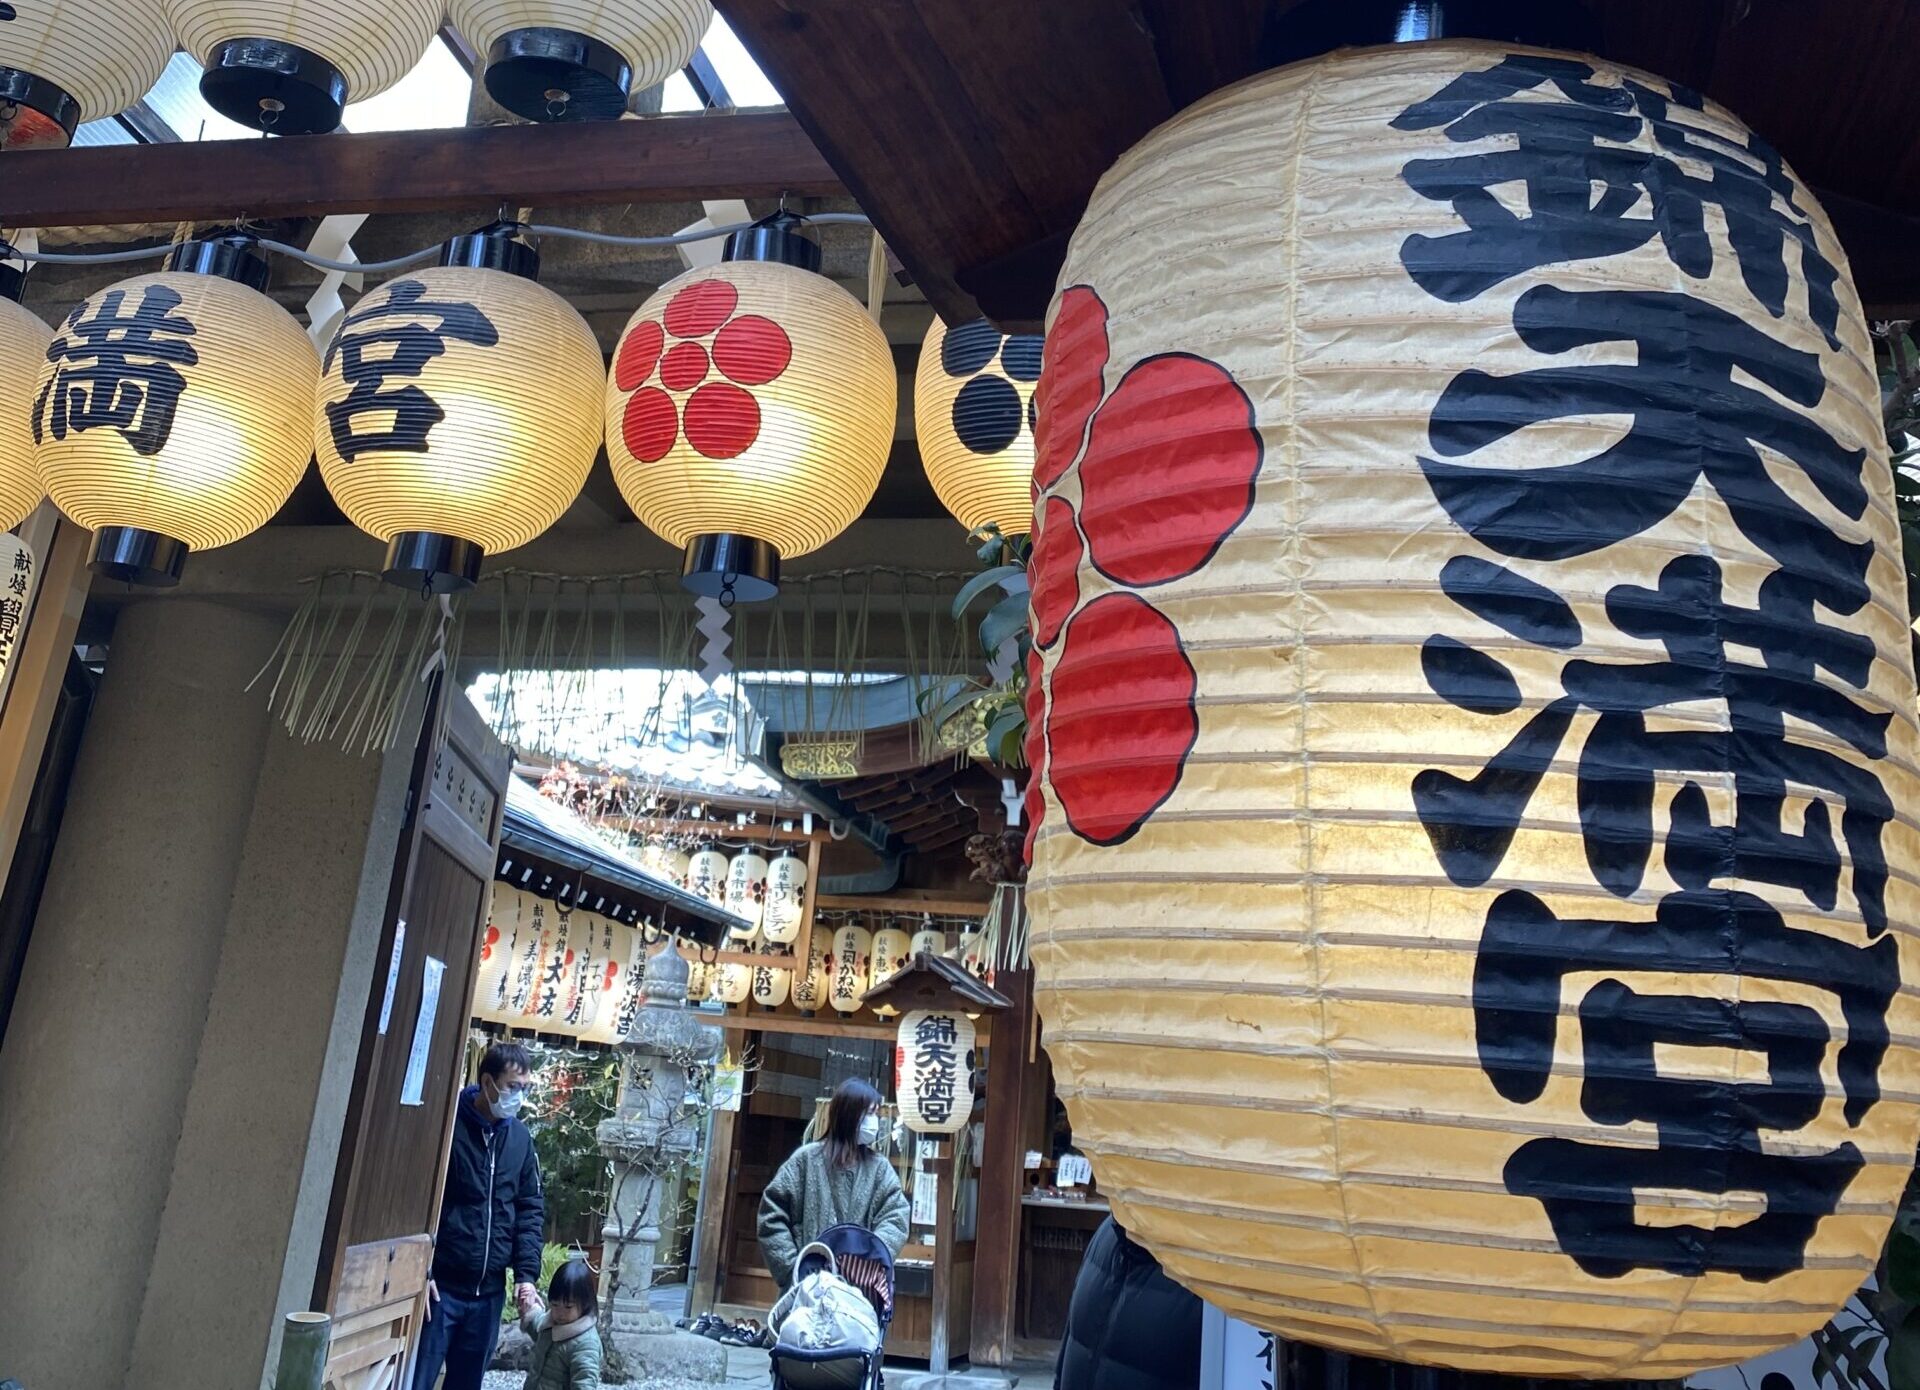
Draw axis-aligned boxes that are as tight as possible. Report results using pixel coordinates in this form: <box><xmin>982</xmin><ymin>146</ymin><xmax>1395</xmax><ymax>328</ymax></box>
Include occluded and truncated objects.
<box><xmin>313</xmin><ymin>223</ymin><xmax>604</xmax><ymax>594</ymax></box>
<box><xmin>449</xmin><ymin>0</ymin><xmax>712</xmax><ymax>122</ymax></box>
<box><xmin>168</xmin><ymin>0</ymin><xmax>444</xmax><ymax>133</ymax></box>
<box><xmin>604</xmin><ymin>209</ymin><xmax>896</xmax><ymax>604</ymax></box>
<box><xmin>34</xmin><ymin>233</ymin><xmax>320</xmax><ymax>585</ymax></box>
<box><xmin>0</xmin><ymin>0</ymin><xmax>173</xmax><ymax>150</ymax></box>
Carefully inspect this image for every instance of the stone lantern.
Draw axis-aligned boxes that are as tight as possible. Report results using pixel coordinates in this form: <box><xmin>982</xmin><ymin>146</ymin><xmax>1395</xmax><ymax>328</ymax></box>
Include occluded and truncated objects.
<box><xmin>595</xmin><ymin>944</ymin><xmax>724</xmax><ymax>1378</ymax></box>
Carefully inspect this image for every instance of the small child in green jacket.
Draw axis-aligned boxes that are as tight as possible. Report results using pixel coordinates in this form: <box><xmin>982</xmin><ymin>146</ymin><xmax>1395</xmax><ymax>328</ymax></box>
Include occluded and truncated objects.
<box><xmin>517</xmin><ymin>1259</ymin><xmax>603</xmax><ymax>1390</ymax></box>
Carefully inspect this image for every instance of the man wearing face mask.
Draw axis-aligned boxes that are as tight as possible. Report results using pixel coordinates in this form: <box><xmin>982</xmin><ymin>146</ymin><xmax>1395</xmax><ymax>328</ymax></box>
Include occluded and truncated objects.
<box><xmin>412</xmin><ymin>1041</ymin><xmax>546</xmax><ymax>1390</ymax></box>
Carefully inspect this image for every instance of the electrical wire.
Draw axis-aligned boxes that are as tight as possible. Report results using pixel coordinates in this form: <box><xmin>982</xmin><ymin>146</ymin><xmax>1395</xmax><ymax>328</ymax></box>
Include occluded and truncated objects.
<box><xmin>0</xmin><ymin>212</ymin><xmax>875</xmax><ymax>274</ymax></box>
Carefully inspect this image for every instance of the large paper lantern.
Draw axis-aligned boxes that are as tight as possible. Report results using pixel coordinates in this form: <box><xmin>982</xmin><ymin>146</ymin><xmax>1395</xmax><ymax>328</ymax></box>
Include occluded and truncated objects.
<box><xmin>1025</xmin><ymin>40</ymin><xmax>1920</xmax><ymax>1378</ymax></box>
<box><xmin>761</xmin><ymin>850</ymin><xmax>808</xmax><ymax>944</ymax></box>
<box><xmin>0</xmin><ymin>0</ymin><xmax>172</xmax><ymax>149</ymax></box>
<box><xmin>450</xmin><ymin>0</ymin><xmax>710</xmax><ymax>122</ymax></box>
<box><xmin>561</xmin><ymin>912</ymin><xmax>623</xmax><ymax>1037</ymax></box>
<box><xmin>584</xmin><ymin>922</ymin><xmax>642</xmax><ymax>1044</ymax></box>
<box><xmin>724</xmin><ymin>850</ymin><xmax>768</xmax><ymax>940</ymax></box>
<box><xmin>828</xmin><ymin>923</ymin><xmax>871</xmax><ymax>1016</ymax></box>
<box><xmin>897</xmin><ymin>1010</ymin><xmax>975</xmax><ymax>1135</ymax></box>
<box><xmin>0</xmin><ymin>294</ymin><xmax>52</xmax><ymax>530</ymax></box>
<box><xmin>605</xmin><ymin>216</ymin><xmax>896</xmax><ymax>601</ymax></box>
<box><xmin>315</xmin><ymin>230</ymin><xmax>603</xmax><ymax>592</ymax></box>
<box><xmin>914</xmin><ymin>318</ymin><xmax>1042</xmax><ymax>536</ymax></box>
<box><xmin>168</xmin><ymin>0</ymin><xmax>442</xmax><ymax>133</ymax></box>
<box><xmin>788</xmin><ymin>935</ymin><xmax>827</xmax><ymax>1014</ymax></box>
<box><xmin>520</xmin><ymin>904</ymin><xmax>578</xmax><ymax>1030</ymax></box>
<box><xmin>35</xmin><ymin>238</ymin><xmax>320</xmax><ymax>584</ymax></box>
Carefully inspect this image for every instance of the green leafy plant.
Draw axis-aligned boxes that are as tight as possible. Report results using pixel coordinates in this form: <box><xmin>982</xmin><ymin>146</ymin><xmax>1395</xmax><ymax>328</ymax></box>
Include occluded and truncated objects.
<box><xmin>929</xmin><ymin>524</ymin><xmax>1033</xmax><ymax>768</ymax></box>
<box><xmin>527</xmin><ymin>1046</ymin><xmax>621</xmax><ymax>1245</ymax></box>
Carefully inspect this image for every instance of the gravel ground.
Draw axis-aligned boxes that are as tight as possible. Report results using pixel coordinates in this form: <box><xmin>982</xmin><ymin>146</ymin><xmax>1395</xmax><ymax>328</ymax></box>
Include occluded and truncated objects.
<box><xmin>484</xmin><ymin>1376</ymin><xmax>719</xmax><ymax>1390</ymax></box>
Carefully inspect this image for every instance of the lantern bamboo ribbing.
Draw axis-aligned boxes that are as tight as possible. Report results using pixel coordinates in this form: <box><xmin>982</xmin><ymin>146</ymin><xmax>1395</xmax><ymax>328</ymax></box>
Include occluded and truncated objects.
<box><xmin>450</xmin><ymin>0</ymin><xmax>711</xmax><ymax>121</ymax></box>
<box><xmin>1026</xmin><ymin>40</ymin><xmax>1920</xmax><ymax>1378</ymax></box>
<box><xmin>0</xmin><ymin>0</ymin><xmax>174</xmax><ymax>148</ymax></box>
<box><xmin>914</xmin><ymin>317</ymin><xmax>1043</xmax><ymax>536</ymax></box>
<box><xmin>0</xmin><ymin>298</ymin><xmax>52</xmax><ymax>529</ymax></box>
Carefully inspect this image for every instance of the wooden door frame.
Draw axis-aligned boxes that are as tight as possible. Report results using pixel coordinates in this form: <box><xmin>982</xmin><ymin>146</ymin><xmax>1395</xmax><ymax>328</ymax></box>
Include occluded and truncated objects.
<box><xmin>312</xmin><ymin>679</ymin><xmax>511</xmax><ymax>1308</ymax></box>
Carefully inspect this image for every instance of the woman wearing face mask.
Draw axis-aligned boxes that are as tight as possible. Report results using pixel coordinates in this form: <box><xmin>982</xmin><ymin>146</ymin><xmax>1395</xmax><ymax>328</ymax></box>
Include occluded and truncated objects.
<box><xmin>758</xmin><ymin>1078</ymin><xmax>911</xmax><ymax>1292</ymax></box>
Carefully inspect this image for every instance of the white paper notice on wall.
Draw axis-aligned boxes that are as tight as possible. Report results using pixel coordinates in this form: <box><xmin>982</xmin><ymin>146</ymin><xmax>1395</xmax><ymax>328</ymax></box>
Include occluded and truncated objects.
<box><xmin>1057</xmin><ymin>1153</ymin><xmax>1092</xmax><ymax>1188</ymax></box>
<box><xmin>912</xmin><ymin>1172</ymin><xmax>939</xmax><ymax>1227</ymax></box>
<box><xmin>1024</xmin><ymin>1150</ymin><xmax>1043</xmax><ymax>1170</ymax></box>
<box><xmin>1199</xmin><ymin>1304</ymin><xmax>1280</xmax><ymax>1390</ymax></box>
<box><xmin>377</xmin><ymin>921</ymin><xmax>407</xmax><ymax>1035</ymax></box>
<box><xmin>401</xmin><ymin>955</ymin><xmax>445</xmax><ymax>1107</ymax></box>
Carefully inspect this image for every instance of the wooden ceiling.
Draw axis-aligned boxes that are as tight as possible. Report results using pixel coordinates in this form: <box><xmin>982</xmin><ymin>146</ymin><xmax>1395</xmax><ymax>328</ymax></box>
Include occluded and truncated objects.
<box><xmin>712</xmin><ymin>0</ymin><xmax>1920</xmax><ymax>327</ymax></box>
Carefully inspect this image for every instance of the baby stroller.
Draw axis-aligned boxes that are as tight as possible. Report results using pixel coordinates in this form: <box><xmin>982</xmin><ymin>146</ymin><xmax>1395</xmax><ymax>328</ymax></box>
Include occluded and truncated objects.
<box><xmin>769</xmin><ymin>1223</ymin><xmax>896</xmax><ymax>1390</ymax></box>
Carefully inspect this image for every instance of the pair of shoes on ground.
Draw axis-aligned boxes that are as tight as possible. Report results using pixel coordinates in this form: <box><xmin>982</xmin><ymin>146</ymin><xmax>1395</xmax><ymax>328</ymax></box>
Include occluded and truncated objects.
<box><xmin>681</xmin><ymin>1313</ymin><xmax>772</xmax><ymax>1348</ymax></box>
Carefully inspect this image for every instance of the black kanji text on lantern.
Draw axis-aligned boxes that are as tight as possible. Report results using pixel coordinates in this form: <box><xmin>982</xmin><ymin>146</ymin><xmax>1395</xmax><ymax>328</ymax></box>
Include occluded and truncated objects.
<box><xmin>1398</xmin><ymin>53</ymin><xmax>1898</xmax><ymax>1282</ymax></box>
<box><xmin>33</xmin><ymin>284</ymin><xmax>199</xmax><ymax>457</ymax></box>
<box><xmin>912</xmin><ymin>1012</ymin><xmax>961</xmax><ymax>1127</ymax></box>
<box><xmin>323</xmin><ymin>279</ymin><xmax>499</xmax><ymax>461</ymax></box>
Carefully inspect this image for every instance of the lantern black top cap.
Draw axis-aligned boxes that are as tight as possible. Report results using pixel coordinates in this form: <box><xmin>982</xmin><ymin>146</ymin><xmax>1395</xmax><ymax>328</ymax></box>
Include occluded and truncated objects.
<box><xmin>440</xmin><ymin>221</ymin><xmax>542</xmax><ymax>280</ymax></box>
<box><xmin>723</xmin><ymin>210</ymin><xmax>824</xmax><ymax>272</ymax></box>
<box><xmin>164</xmin><ymin>233</ymin><xmax>272</xmax><ymax>292</ymax></box>
<box><xmin>0</xmin><ymin>262</ymin><xmax>27</xmax><ymax>305</ymax></box>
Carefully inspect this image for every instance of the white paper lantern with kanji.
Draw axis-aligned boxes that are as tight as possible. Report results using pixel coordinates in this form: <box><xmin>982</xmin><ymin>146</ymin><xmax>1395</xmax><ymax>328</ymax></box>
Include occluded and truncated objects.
<box><xmin>724</xmin><ymin>851</ymin><xmax>768</xmax><ymax>940</ymax></box>
<box><xmin>828</xmin><ymin>923</ymin><xmax>872</xmax><ymax>1016</ymax></box>
<box><xmin>314</xmin><ymin>247</ymin><xmax>603</xmax><ymax>592</ymax></box>
<box><xmin>911</xmin><ymin>927</ymin><xmax>946</xmax><ymax>959</ymax></box>
<box><xmin>0</xmin><ymin>0</ymin><xmax>173</xmax><ymax>149</ymax></box>
<box><xmin>685</xmin><ymin>848</ymin><xmax>728</xmax><ymax>908</ymax></box>
<box><xmin>475</xmin><ymin>885</ymin><xmax>534</xmax><ymax>1023</ymax></box>
<box><xmin>897</xmin><ymin>1009</ymin><xmax>975</xmax><ymax>1135</ymax></box>
<box><xmin>761</xmin><ymin>851</ymin><xmax>808</xmax><ymax>944</ymax></box>
<box><xmin>584</xmin><ymin>923</ymin><xmax>643</xmax><ymax>1044</ymax></box>
<box><xmin>869</xmin><ymin>924</ymin><xmax>912</xmax><ymax>1018</ymax></box>
<box><xmin>685</xmin><ymin>953</ymin><xmax>711</xmax><ymax>1004</ymax></box>
<box><xmin>713</xmin><ymin>958</ymin><xmax>751</xmax><ymax>1006</ymax></box>
<box><xmin>35</xmin><ymin>247</ymin><xmax>320</xmax><ymax>584</ymax></box>
<box><xmin>1024</xmin><ymin>40</ymin><xmax>1920</xmax><ymax>1378</ymax></box>
<box><xmin>751</xmin><ymin>953</ymin><xmax>791</xmax><ymax>1009</ymax></box>
<box><xmin>790</xmin><ymin>934</ymin><xmax>829</xmax><ymax>1013</ymax></box>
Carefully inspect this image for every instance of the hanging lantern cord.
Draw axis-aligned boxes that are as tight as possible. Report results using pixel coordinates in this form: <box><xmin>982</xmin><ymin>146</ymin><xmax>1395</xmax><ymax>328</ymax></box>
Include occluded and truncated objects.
<box><xmin>0</xmin><ymin>214</ymin><xmax>874</xmax><ymax>275</ymax></box>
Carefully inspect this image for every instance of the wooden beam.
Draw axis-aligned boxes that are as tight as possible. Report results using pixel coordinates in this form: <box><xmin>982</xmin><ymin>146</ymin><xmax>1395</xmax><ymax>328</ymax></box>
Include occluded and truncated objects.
<box><xmin>0</xmin><ymin>111</ymin><xmax>842</xmax><ymax>228</ymax></box>
<box><xmin>816</xmin><ymin>892</ymin><xmax>990</xmax><ymax>916</ymax></box>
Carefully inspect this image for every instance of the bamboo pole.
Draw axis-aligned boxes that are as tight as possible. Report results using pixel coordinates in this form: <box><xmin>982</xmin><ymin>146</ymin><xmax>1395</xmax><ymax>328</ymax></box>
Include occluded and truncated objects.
<box><xmin>273</xmin><ymin>1311</ymin><xmax>330</xmax><ymax>1390</ymax></box>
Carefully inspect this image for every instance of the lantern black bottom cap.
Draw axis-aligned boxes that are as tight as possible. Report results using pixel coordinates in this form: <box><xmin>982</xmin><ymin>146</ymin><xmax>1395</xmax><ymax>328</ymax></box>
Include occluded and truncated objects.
<box><xmin>485</xmin><ymin>27</ymin><xmax>633</xmax><ymax>122</ymax></box>
<box><xmin>0</xmin><ymin>67</ymin><xmax>80</xmax><ymax>147</ymax></box>
<box><xmin>91</xmin><ymin>528</ymin><xmax>187</xmax><ymax>587</ymax></box>
<box><xmin>199</xmin><ymin>38</ymin><xmax>348</xmax><ymax>134</ymax></box>
<box><xmin>383</xmin><ymin>532</ymin><xmax>484</xmax><ymax>595</ymax></box>
<box><xmin>681</xmin><ymin>534</ymin><xmax>780</xmax><ymax>604</ymax></box>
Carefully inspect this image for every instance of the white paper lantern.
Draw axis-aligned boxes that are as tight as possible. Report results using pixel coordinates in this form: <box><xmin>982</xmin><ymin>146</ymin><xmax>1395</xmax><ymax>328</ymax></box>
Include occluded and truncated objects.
<box><xmin>751</xmin><ymin>952</ymin><xmax>791</xmax><ymax>1009</ymax></box>
<box><xmin>1026</xmin><ymin>40</ymin><xmax>1920</xmax><ymax>1377</ymax></box>
<box><xmin>914</xmin><ymin>317</ymin><xmax>1042</xmax><ymax>536</ymax></box>
<box><xmin>641</xmin><ymin>841</ymin><xmax>691</xmax><ymax>888</ymax></box>
<box><xmin>897</xmin><ymin>1009</ymin><xmax>975</xmax><ymax>1135</ymax></box>
<box><xmin>168</xmin><ymin>0</ymin><xmax>443</xmax><ymax>133</ymax></box>
<box><xmin>713</xmin><ymin>958</ymin><xmax>751</xmax><ymax>1006</ymax></box>
<box><xmin>685</xmin><ymin>847</ymin><xmax>728</xmax><ymax>908</ymax></box>
<box><xmin>0</xmin><ymin>296</ymin><xmax>49</xmax><ymax>529</ymax></box>
<box><xmin>584</xmin><ymin>923</ymin><xmax>643</xmax><ymax>1044</ymax></box>
<box><xmin>35</xmin><ymin>242</ymin><xmax>320</xmax><ymax>584</ymax></box>
<box><xmin>869</xmin><ymin>925</ymin><xmax>912</xmax><ymax>1018</ymax></box>
<box><xmin>520</xmin><ymin>905</ymin><xmax>578</xmax><ymax>1030</ymax></box>
<box><xmin>828</xmin><ymin>924</ymin><xmax>872</xmax><ymax>1015</ymax></box>
<box><xmin>450</xmin><ymin>0</ymin><xmax>711</xmax><ymax>122</ymax></box>
<box><xmin>605</xmin><ymin>253</ymin><xmax>896</xmax><ymax>601</ymax></box>
<box><xmin>724</xmin><ymin>851</ymin><xmax>768</xmax><ymax>939</ymax></box>
<box><xmin>911</xmin><ymin>927</ymin><xmax>946</xmax><ymax>960</ymax></box>
<box><xmin>314</xmin><ymin>240</ymin><xmax>603</xmax><ymax>592</ymax></box>
<box><xmin>498</xmin><ymin>894</ymin><xmax>554</xmax><ymax>1021</ymax></box>
<box><xmin>475</xmin><ymin>885</ymin><xmax>533</xmax><ymax>1024</ymax></box>
<box><xmin>0</xmin><ymin>0</ymin><xmax>173</xmax><ymax>148</ymax></box>
<box><xmin>684</xmin><ymin>952</ymin><xmax>711</xmax><ymax>1005</ymax></box>
<box><xmin>790</xmin><ymin>934</ymin><xmax>830</xmax><ymax>1013</ymax></box>
<box><xmin>761</xmin><ymin>851</ymin><xmax>808</xmax><ymax>944</ymax></box>
<box><xmin>561</xmin><ymin>913</ymin><xmax>624</xmax><ymax>1038</ymax></box>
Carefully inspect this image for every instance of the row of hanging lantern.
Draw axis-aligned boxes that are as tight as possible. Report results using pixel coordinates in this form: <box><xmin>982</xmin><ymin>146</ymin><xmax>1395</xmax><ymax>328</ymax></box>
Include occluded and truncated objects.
<box><xmin>474</xmin><ymin>884</ymin><xmax>654</xmax><ymax>1044</ymax></box>
<box><xmin>0</xmin><ymin>0</ymin><xmax>712</xmax><ymax>148</ymax></box>
<box><xmin>0</xmin><ymin>212</ymin><xmax>907</xmax><ymax>593</ymax></box>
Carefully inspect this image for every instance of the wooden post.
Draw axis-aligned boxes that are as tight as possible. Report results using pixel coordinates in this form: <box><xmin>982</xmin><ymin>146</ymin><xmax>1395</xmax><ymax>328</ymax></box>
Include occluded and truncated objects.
<box><xmin>929</xmin><ymin>1138</ymin><xmax>956</xmax><ymax>1375</ymax></box>
<box><xmin>274</xmin><ymin>1311</ymin><xmax>330</xmax><ymax>1390</ymax></box>
<box><xmin>0</xmin><ymin>512</ymin><xmax>90</xmax><ymax>897</ymax></box>
<box><xmin>690</xmin><ymin>1027</ymin><xmax>744</xmax><ymax>1315</ymax></box>
<box><xmin>970</xmin><ymin>967</ymin><xmax>1034</xmax><ymax>1365</ymax></box>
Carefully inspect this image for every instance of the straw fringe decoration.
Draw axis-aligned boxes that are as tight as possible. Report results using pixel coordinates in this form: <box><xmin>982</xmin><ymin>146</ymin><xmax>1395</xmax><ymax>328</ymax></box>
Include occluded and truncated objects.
<box><xmin>255</xmin><ymin>566</ymin><xmax>975</xmax><ymax>755</ymax></box>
